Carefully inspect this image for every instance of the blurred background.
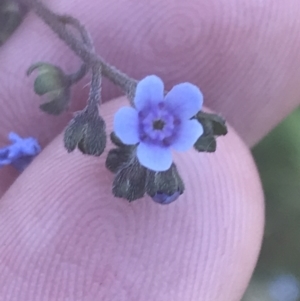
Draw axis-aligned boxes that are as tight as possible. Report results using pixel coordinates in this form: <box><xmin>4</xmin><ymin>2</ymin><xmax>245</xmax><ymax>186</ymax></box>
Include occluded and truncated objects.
<box><xmin>242</xmin><ymin>108</ymin><xmax>300</xmax><ymax>301</ymax></box>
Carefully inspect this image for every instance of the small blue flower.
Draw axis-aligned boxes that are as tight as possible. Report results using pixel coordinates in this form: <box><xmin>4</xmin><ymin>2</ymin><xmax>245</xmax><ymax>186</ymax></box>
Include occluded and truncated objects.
<box><xmin>114</xmin><ymin>75</ymin><xmax>204</xmax><ymax>171</ymax></box>
<box><xmin>0</xmin><ymin>132</ymin><xmax>41</xmax><ymax>171</ymax></box>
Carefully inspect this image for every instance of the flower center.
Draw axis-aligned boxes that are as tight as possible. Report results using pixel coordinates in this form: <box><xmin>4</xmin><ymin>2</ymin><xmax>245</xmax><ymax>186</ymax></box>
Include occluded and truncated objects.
<box><xmin>152</xmin><ymin>119</ymin><xmax>165</xmax><ymax>130</ymax></box>
<box><xmin>138</xmin><ymin>102</ymin><xmax>181</xmax><ymax>146</ymax></box>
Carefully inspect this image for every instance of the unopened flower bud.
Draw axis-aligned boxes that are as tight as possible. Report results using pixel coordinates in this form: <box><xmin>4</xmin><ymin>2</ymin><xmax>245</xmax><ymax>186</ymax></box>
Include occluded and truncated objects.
<box><xmin>64</xmin><ymin>108</ymin><xmax>106</xmax><ymax>156</ymax></box>
<box><xmin>106</xmin><ymin>147</ymin><xmax>132</xmax><ymax>173</ymax></box>
<box><xmin>151</xmin><ymin>191</ymin><xmax>181</xmax><ymax>205</ymax></box>
<box><xmin>112</xmin><ymin>158</ymin><xmax>147</xmax><ymax>201</ymax></box>
<box><xmin>27</xmin><ymin>62</ymin><xmax>71</xmax><ymax>115</ymax></box>
<box><xmin>106</xmin><ymin>132</ymin><xmax>134</xmax><ymax>173</ymax></box>
<box><xmin>146</xmin><ymin>163</ymin><xmax>184</xmax><ymax>205</ymax></box>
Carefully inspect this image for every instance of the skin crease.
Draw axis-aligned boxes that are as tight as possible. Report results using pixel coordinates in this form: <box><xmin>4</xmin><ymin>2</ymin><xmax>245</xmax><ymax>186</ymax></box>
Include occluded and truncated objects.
<box><xmin>0</xmin><ymin>0</ymin><xmax>299</xmax><ymax>299</ymax></box>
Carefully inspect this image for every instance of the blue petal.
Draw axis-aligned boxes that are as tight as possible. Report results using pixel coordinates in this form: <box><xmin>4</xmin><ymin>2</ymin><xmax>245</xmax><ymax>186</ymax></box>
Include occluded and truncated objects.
<box><xmin>134</xmin><ymin>75</ymin><xmax>164</xmax><ymax>110</ymax></box>
<box><xmin>0</xmin><ymin>161</ymin><xmax>11</xmax><ymax>167</ymax></box>
<box><xmin>11</xmin><ymin>156</ymin><xmax>34</xmax><ymax>172</ymax></box>
<box><xmin>8</xmin><ymin>132</ymin><xmax>21</xmax><ymax>142</ymax></box>
<box><xmin>0</xmin><ymin>147</ymin><xmax>12</xmax><ymax>166</ymax></box>
<box><xmin>7</xmin><ymin>145</ymin><xmax>21</xmax><ymax>159</ymax></box>
<box><xmin>0</xmin><ymin>147</ymin><xmax>9</xmax><ymax>158</ymax></box>
<box><xmin>137</xmin><ymin>142</ymin><xmax>172</xmax><ymax>171</ymax></box>
<box><xmin>172</xmin><ymin>119</ymin><xmax>203</xmax><ymax>151</ymax></box>
<box><xmin>20</xmin><ymin>138</ymin><xmax>41</xmax><ymax>156</ymax></box>
<box><xmin>165</xmin><ymin>83</ymin><xmax>203</xmax><ymax>119</ymax></box>
<box><xmin>114</xmin><ymin>107</ymin><xmax>139</xmax><ymax>145</ymax></box>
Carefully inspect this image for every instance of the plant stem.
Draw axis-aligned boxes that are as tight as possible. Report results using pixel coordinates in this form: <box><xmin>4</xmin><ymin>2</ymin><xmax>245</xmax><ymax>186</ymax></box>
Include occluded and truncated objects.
<box><xmin>60</xmin><ymin>15</ymin><xmax>92</xmax><ymax>85</ymax></box>
<box><xmin>57</xmin><ymin>14</ymin><xmax>94</xmax><ymax>50</ymax></box>
<box><xmin>87</xmin><ymin>63</ymin><xmax>102</xmax><ymax>115</ymax></box>
<box><xmin>18</xmin><ymin>0</ymin><xmax>137</xmax><ymax>99</ymax></box>
<box><xmin>67</xmin><ymin>63</ymin><xmax>89</xmax><ymax>85</ymax></box>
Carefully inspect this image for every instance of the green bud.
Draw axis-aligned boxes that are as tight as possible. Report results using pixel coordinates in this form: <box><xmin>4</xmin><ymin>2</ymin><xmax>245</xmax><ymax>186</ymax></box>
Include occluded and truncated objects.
<box><xmin>27</xmin><ymin>62</ymin><xmax>71</xmax><ymax>115</ymax></box>
<box><xmin>38</xmin><ymin>88</ymin><xmax>71</xmax><ymax>115</ymax></box>
<box><xmin>112</xmin><ymin>158</ymin><xmax>147</xmax><ymax>201</ymax></box>
<box><xmin>146</xmin><ymin>163</ymin><xmax>184</xmax><ymax>198</ymax></box>
<box><xmin>27</xmin><ymin>63</ymin><xmax>69</xmax><ymax>94</ymax></box>
<box><xmin>64</xmin><ymin>109</ymin><xmax>106</xmax><ymax>156</ymax></box>
<box><xmin>0</xmin><ymin>1</ymin><xmax>27</xmax><ymax>46</ymax></box>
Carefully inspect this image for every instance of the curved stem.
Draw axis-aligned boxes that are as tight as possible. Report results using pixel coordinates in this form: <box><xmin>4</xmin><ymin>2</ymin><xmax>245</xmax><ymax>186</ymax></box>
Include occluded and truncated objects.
<box><xmin>57</xmin><ymin>15</ymin><xmax>92</xmax><ymax>85</ymax></box>
<box><xmin>57</xmin><ymin>14</ymin><xmax>94</xmax><ymax>50</ymax></box>
<box><xmin>67</xmin><ymin>63</ymin><xmax>89</xmax><ymax>85</ymax></box>
<box><xmin>18</xmin><ymin>0</ymin><xmax>137</xmax><ymax>99</ymax></box>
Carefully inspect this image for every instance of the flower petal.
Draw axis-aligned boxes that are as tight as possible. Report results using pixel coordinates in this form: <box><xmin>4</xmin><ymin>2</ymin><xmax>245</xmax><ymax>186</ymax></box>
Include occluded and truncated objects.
<box><xmin>137</xmin><ymin>142</ymin><xmax>172</xmax><ymax>171</ymax></box>
<box><xmin>165</xmin><ymin>83</ymin><xmax>203</xmax><ymax>119</ymax></box>
<box><xmin>134</xmin><ymin>75</ymin><xmax>164</xmax><ymax>110</ymax></box>
<box><xmin>8</xmin><ymin>132</ymin><xmax>21</xmax><ymax>142</ymax></box>
<box><xmin>114</xmin><ymin>107</ymin><xmax>139</xmax><ymax>145</ymax></box>
<box><xmin>172</xmin><ymin>119</ymin><xmax>203</xmax><ymax>151</ymax></box>
<box><xmin>11</xmin><ymin>156</ymin><xmax>34</xmax><ymax>172</ymax></box>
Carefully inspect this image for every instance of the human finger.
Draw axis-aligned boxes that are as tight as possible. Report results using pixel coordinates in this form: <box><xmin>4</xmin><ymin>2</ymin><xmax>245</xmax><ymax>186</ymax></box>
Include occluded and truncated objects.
<box><xmin>0</xmin><ymin>97</ymin><xmax>264</xmax><ymax>301</ymax></box>
<box><xmin>0</xmin><ymin>0</ymin><xmax>299</xmax><ymax>146</ymax></box>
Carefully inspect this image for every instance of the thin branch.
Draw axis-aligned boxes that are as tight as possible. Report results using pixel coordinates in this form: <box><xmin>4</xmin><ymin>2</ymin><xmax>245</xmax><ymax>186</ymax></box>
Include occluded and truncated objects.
<box><xmin>67</xmin><ymin>63</ymin><xmax>89</xmax><ymax>85</ymax></box>
<box><xmin>57</xmin><ymin>15</ymin><xmax>93</xmax><ymax>85</ymax></box>
<box><xmin>18</xmin><ymin>0</ymin><xmax>137</xmax><ymax>97</ymax></box>
<box><xmin>57</xmin><ymin>14</ymin><xmax>94</xmax><ymax>50</ymax></box>
<box><xmin>87</xmin><ymin>63</ymin><xmax>102</xmax><ymax>114</ymax></box>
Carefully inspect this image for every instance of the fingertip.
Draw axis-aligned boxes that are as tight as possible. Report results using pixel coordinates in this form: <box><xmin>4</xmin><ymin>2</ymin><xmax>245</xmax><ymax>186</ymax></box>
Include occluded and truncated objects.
<box><xmin>0</xmin><ymin>96</ymin><xmax>264</xmax><ymax>300</ymax></box>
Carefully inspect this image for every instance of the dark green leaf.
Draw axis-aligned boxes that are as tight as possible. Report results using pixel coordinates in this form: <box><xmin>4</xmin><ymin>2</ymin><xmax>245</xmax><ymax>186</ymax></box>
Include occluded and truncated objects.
<box><xmin>194</xmin><ymin>135</ymin><xmax>217</xmax><ymax>152</ymax></box>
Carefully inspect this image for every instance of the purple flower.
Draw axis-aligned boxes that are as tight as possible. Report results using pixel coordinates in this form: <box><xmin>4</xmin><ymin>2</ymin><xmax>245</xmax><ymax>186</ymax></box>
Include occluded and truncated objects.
<box><xmin>0</xmin><ymin>132</ymin><xmax>41</xmax><ymax>171</ymax></box>
<box><xmin>114</xmin><ymin>75</ymin><xmax>204</xmax><ymax>171</ymax></box>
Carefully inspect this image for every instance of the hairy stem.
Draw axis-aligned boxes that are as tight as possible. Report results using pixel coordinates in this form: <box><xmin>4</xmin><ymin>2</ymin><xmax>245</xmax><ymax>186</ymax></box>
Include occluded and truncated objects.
<box><xmin>87</xmin><ymin>63</ymin><xmax>102</xmax><ymax>114</ymax></box>
<box><xmin>59</xmin><ymin>15</ymin><xmax>92</xmax><ymax>85</ymax></box>
<box><xmin>67</xmin><ymin>63</ymin><xmax>89</xmax><ymax>85</ymax></box>
<box><xmin>19</xmin><ymin>0</ymin><xmax>137</xmax><ymax>99</ymax></box>
<box><xmin>57</xmin><ymin>14</ymin><xmax>94</xmax><ymax>50</ymax></box>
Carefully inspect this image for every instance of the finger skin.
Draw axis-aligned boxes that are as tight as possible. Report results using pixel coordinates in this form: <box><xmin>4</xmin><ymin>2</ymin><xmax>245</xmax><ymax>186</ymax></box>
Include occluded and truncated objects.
<box><xmin>0</xmin><ymin>0</ymin><xmax>300</xmax><ymax>195</ymax></box>
<box><xmin>0</xmin><ymin>0</ymin><xmax>300</xmax><ymax>144</ymax></box>
<box><xmin>0</xmin><ymin>97</ymin><xmax>264</xmax><ymax>301</ymax></box>
<box><xmin>1</xmin><ymin>0</ymin><xmax>300</xmax><ymax>194</ymax></box>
